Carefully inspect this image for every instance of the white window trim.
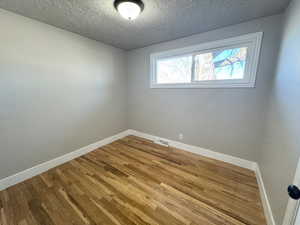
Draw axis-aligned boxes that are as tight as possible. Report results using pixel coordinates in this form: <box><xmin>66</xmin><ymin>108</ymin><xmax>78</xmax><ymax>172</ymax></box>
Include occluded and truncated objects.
<box><xmin>150</xmin><ymin>32</ymin><xmax>263</xmax><ymax>89</ymax></box>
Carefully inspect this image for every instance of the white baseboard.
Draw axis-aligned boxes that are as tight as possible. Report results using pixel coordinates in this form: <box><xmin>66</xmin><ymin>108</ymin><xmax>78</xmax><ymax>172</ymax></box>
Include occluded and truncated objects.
<box><xmin>253</xmin><ymin>163</ymin><xmax>276</xmax><ymax>225</ymax></box>
<box><xmin>0</xmin><ymin>130</ymin><xmax>130</xmax><ymax>191</ymax></box>
<box><xmin>127</xmin><ymin>129</ymin><xmax>255</xmax><ymax>170</ymax></box>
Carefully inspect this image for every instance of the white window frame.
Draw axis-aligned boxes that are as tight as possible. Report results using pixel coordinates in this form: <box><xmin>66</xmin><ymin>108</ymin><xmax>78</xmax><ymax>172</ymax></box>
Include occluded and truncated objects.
<box><xmin>150</xmin><ymin>32</ymin><xmax>263</xmax><ymax>89</ymax></box>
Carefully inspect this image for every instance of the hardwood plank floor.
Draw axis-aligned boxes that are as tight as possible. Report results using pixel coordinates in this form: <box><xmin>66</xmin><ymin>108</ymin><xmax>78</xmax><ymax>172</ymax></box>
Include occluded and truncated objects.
<box><xmin>0</xmin><ymin>136</ymin><xmax>266</xmax><ymax>225</ymax></box>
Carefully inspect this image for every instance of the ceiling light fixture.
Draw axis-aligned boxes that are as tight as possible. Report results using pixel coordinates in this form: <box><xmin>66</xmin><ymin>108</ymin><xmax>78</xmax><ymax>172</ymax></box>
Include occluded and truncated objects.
<box><xmin>114</xmin><ymin>0</ymin><xmax>144</xmax><ymax>20</ymax></box>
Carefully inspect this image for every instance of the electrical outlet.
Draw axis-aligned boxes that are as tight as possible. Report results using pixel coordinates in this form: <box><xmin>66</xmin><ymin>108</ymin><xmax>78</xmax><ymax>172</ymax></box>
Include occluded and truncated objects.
<box><xmin>179</xmin><ymin>133</ymin><xmax>183</xmax><ymax>140</ymax></box>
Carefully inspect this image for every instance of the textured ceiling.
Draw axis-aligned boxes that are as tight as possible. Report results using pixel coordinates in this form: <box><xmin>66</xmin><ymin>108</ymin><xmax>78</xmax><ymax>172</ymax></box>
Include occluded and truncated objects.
<box><xmin>0</xmin><ymin>0</ymin><xmax>290</xmax><ymax>50</ymax></box>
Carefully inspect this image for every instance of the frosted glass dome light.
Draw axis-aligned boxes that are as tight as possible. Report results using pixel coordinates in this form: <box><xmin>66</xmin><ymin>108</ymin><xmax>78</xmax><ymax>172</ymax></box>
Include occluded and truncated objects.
<box><xmin>114</xmin><ymin>0</ymin><xmax>144</xmax><ymax>20</ymax></box>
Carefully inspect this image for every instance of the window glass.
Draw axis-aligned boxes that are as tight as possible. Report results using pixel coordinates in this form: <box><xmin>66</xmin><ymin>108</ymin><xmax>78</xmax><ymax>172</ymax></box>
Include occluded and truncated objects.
<box><xmin>150</xmin><ymin>32</ymin><xmax>262</xmax><ymax>88</ymax></box>
<box><xmin>194</xmin><ymin>47</ymin><xmax>247</xmax><ymax>81</ymax></box>
<box><xmin>156</xmin><ymin>55</ymin><xmax>192</xmax><ymax>84</ymax></box>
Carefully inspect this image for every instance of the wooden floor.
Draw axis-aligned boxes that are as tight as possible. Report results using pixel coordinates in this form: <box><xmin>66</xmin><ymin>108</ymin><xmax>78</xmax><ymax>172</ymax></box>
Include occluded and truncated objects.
<box><xmin>0</xmin><ymin>136</ymin><xmax>266</xmax><ymax>225</ymax></box>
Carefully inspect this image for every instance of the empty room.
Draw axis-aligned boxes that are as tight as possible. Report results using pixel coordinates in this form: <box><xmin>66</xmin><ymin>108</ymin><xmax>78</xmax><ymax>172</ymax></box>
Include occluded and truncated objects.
<box><xmin>0</xmin><ymin>0</ymin><xmax>300</xmax><ymax>224</ymax></box>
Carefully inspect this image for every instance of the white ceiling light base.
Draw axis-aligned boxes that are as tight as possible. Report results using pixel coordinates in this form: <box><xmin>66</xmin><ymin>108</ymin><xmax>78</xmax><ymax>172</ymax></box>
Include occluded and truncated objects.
<box><xmin>114</xmin><ymin>0</ymin><xmax>144</xmax><ymax>20</ymax></box>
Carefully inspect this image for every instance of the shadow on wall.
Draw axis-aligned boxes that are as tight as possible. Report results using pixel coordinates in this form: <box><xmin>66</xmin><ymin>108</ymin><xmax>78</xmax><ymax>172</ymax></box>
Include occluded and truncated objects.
<box><xmin>258</xmin><ymin>0</ymin><xmax>300</xmax><ymax>223</ymax></box>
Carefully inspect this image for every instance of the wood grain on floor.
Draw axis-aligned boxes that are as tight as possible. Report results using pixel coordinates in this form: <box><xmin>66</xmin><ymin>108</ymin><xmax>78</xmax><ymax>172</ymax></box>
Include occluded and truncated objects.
<box><xmin>0</xmin><ymin>135</ymin><xmax>266</xmax><ymax>225</ymax></box>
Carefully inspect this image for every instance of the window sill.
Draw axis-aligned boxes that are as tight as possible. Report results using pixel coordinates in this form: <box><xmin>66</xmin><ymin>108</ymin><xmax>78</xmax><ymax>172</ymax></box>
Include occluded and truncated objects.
<box><xmin>150</xmin><ymin>82</ymin><xmax>256</xmax><ymax>89</ymax></box>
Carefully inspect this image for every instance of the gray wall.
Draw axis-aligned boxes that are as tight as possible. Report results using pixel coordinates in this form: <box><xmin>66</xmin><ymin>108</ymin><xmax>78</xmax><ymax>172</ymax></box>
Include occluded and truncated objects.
<box><xmin>258</xmin><ymin>0</ymin><xmax>300</xmax><ymax>223</ymax></box>
<box><xmin>127</xmin><ymin>15</ymin><xmax>283</xmax><ymax>161</ymax></box>
<box><xmin>0</xmin><ymin>9</ymin><xmax>127</xmax><ymax>179</ymax></box>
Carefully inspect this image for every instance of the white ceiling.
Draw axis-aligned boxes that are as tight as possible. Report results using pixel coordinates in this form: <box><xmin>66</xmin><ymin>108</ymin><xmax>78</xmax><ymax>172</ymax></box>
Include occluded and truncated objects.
<box><xmin>0</xmin><ymin>0</ymin><xmax>290</xmax><ymax>50</ymax></box>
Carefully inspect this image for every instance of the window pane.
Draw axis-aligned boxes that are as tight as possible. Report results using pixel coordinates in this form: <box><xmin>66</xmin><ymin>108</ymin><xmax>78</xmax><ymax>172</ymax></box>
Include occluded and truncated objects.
<box><xmin>156</xmin><ymin>55</ymin><xmax>192</xmax><ymax>84</ymax></box>
<box><xmin>194</xmin><ymin>47</ymin><xmax>247</xmax><ymax>81</ymax></box>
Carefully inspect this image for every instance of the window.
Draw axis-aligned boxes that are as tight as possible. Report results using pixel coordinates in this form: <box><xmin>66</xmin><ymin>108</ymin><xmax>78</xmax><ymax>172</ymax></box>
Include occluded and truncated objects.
<box><xmin>150</xmin><ymin>32</ymin><xmax>263</xmax><ymax>88</ymax></box>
